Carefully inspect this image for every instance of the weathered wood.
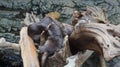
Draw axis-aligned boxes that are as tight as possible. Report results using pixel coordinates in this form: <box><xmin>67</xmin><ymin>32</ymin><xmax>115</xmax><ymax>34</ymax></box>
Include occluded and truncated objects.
<box><xmin>0</xmin><ymin>38</ymin><xmax>20</xmax><ymax>51</ymax></box>
<box><xmin>64</xmin><ymin>50</ymin><xmax>94</xmax><ymax>67</ymax></box>
<box><xmin>100</xmin><ymin>55</ymin><xmax>107</xmax><ymax>67</ymax></box>
<box><xmin>62</xmin><ymin>35</ymin><xmax>72</xmax><ymax>59</ymax></box>
<box><xmin>86</xmin><ymin>6</ymin><xmax>109</xmax><ymax>23</ymax></box>
<box><xmin>19</xmin><ymin>27</ymin><xmax>40</xmax><ymax>67</ymax></box>
<box><xmin>70</xmin><ymin>22</ymin><xmax>120</xmax><ymax>61</ymax></box>
<box><xmin>69</xmin><ymin>6</ymin><xmax>120</xmax><ymax>61</ymax></box>
<box><xmin>75</xmin><ymin>50</ymin><xmax>94</xmax><ymax>67</ymax></box>
<box><xmin>21</xmin><ymin>12</ymin><xmax>40</xmax><ymax>26</ymax></box>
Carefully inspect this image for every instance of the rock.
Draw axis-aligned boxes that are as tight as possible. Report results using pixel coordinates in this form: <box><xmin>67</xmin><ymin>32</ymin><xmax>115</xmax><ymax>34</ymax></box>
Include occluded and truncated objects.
<box><xmin>61</xmin><ymin>7</ymin><xmax>74</xmax><ymax>23</ymax></box>
<box><xmin>0</xmin><ymin>18</ymin><xmax>21</xmax><ymax>32</ymax></box>
<box><xmin>13</xmin><ymin>0</ymin><xmax>31</xmax><ymax>10</ymax></box>
<box><xmin>0</xmin><ymin>10</ymin><xmax>20</xmax><ymax>18</ymax></box>
<box><xmin>105</xmin><ymin>0</ymin><xmax>119</xmax><ymax>6</ymax></box>
<box><xmin>0</xmin><ymin>0</ymin><xmax>13</xmax><ymax>8</ymax></box>
<box><xmin>0</xmin><ymin>18</ymin><xmax>21</xmax><ymax>43</ymax></box>
<box><xmin>0</xmin><ymin>49</ymin><xmax>22</xmax><ymax>67</ymax></box>
<box><xmin>0</xmin><ymin>0</ymin><xmax>31</xmax><ymax>11</ymax></box>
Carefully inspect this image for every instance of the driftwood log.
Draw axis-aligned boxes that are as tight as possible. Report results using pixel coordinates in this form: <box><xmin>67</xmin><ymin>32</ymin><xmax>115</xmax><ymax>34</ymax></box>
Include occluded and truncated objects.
<box><xmin>70</xmin><ymin>23</ymin><xmax>120</xmax><ymax>61</ymax></box>
<box><xmin>0</xmin><ymin>38</ymin><xmax>20</xmax><ymax>51</ymax></box>
<box><xmin>19</xmin><ymin>27</ymin><xmax>40</xmax><ymax>67</ymax></box>
<box><xmin>69</xmin><ymin>6</ymin><xmax>120</xmax><ymax>61</ymax></box>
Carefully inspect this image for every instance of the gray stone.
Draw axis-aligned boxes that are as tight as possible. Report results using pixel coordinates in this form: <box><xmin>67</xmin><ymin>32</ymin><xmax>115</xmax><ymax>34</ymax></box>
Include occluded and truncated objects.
<box><xmin>32</xmin><ymin>0</ymin><xmax>40</xmax><ymax>5</ymax></box>
<box><xmin>0</xmin><ymin>27</ymin><xmax>5</xmax><ymax>33</ymax></box>
<box><xmin>60</xmin><ymin>7</ymin><xmax>74</xmax><ymax>23</ymax></box>
<box><xmin>0</xmin><ymin>10</ymin><xmax>20</xmax><ymax>18</ymax></box>
<box><xmin>114</xmin><ymin>61</ymin><xmax>120</xmax><ymax>67</ymax></box>
<box><xmin>12</xmin><ymin>0</ymin><xmax>31</xmax><ymax>10</ymax></box>
<box><xmin>0</xmin><ymin>0</ymin><xmax>13</xmax><ymax>8</ymax></box>
<box><xmin>105</xmin><ymin>0</ymin><xmax>119</xmax><ymax>6</ymax></box>
<box><xmin>0</xmin><ymin>33</ymin><xmax>19</xmax><ymax>43</ymax></box>
<box><xmin>40</xmin><ymin>0</ymin><xmax>75</xmax><ymax>7</ymax></box>
<box><xmin>0</xmin><ymin>0</ymin><xmax>31</xmax><ymax>11</ymax></box>
<box><xmin>0</xmin><ymin>18</ymin><xmax>21</xmax><ymax>43</ymax></box>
